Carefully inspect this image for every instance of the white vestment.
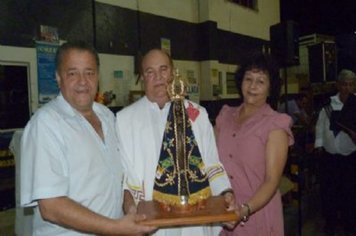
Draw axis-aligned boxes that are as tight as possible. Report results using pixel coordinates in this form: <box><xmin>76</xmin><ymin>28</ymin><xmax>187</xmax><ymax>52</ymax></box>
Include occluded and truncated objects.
<box><xmin>116</xmin><ymin>96</ymin><xmax>231</xmax><ymax>236</ymax></box>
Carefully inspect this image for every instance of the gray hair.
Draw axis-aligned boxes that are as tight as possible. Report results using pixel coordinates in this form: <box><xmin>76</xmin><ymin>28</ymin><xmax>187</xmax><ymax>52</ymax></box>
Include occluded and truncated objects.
<box><xmin>337</xmin><ymin>69</ymin><xmax>356</xmax><ymax>81</ymax></box>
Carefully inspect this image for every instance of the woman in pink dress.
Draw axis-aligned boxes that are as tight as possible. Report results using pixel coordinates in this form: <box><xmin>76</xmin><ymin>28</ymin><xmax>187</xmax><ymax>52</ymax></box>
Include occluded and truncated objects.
<box><xmin>215</xmin><ymin>52</ymin><xmax>294</xmax><ymax>236</ymax></box>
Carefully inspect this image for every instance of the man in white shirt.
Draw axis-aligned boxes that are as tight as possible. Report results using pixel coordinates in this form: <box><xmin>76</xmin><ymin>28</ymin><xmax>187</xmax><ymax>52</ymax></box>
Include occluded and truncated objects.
<box><xmin>314</xmin><ymin>69</ymin><xmax>356</xmax><ymax>236</ymax></box>
<box><xmin>20</xmin><ymin>41</ymin><xmax>155</xmax><ymax>236</ymax></box>
<box><xmin>116</xmin><ymin>49</ymin><xmax>237</xmax><ymax>236</ymax></box>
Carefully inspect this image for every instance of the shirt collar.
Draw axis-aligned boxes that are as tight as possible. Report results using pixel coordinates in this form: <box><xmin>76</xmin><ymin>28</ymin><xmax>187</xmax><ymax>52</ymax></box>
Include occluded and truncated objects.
<box><xmin>144</xmin><ymin>96</ymin><xmax>171</xmax><ymax>111</ymax></box>
<box><xmin>233</xmin><ymin>103</ymin><xmax>273</xmax><ymax>128</ymax></box>
<box><xmin>55</xmin><ymin>93</ymin><xmax>104</xmax><ymax>119</ymax></box>
<box><xmin>331</xmin><ymin>93</ymin><xmax>344</xmax><ymax>106</ymax></box>
<box><xmin>235</xmin><ymin>103</ymin><xmax>273</xmax><ymax>117</ymax></box>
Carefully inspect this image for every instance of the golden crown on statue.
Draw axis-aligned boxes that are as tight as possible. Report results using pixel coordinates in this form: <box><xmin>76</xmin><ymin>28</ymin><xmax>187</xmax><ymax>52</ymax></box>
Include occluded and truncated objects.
<box><xmin>168</xmin><ymin>68</ymin><xmax>186</xmax><ymax>101</ymax></box>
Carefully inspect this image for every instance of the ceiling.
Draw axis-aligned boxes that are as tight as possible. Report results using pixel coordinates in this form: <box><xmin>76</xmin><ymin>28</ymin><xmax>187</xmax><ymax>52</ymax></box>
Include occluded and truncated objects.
<box><xmin>280</xmin><ymin>0</ymin><xmax>356</xmax><ymax>37</ymax></box>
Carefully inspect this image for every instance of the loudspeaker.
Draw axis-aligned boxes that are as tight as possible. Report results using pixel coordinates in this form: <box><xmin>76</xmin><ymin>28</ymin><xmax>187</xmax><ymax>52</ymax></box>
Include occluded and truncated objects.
<box><xmin>308</xmin><ymin>42</ymin><xmax>337</xmax><ymax>83</ymax></box>
<box><xmin>270</xmin><ymin>21</ymin><xmax>300</xmax><ymax>67</ymax></box>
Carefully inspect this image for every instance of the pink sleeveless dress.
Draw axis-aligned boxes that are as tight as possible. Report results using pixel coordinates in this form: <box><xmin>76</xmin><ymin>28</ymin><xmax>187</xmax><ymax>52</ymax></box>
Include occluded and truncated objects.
<box><xmin>216</xmin><ymin>103</ymin><xmax>294</xmax><ymax>236</ymax></box>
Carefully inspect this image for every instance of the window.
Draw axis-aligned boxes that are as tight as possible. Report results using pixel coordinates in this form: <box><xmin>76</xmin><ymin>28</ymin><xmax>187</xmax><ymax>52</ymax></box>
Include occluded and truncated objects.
<box><xmin>0</xmin><ymin>62</ymin><xmax>31</xmax><ymax>130</ymax></box>
<box><xmin>226</xmin><ymin>72</ymin><xmax>238</xmax><ymax>95</ymax></box>
<box><xmin>229</xmin><ymin>0</ymin><xmax>257</xmax><ymax>10</ymax></box>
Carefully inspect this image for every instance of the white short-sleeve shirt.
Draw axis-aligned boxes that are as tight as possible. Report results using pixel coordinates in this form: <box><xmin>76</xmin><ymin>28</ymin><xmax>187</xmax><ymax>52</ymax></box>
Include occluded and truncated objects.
<box><xmin>315</xmin><ymin>93</ymin><xmax>356</xmax><ymax>155</ymax></box>
<box><xmin>20</xmin><ymin>94</ymin><xmax>124</xmax><ymax>236</ymax></box>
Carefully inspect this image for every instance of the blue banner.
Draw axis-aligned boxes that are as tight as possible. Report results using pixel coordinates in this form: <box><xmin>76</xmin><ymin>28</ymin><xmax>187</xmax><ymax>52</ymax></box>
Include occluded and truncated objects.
<box><xmin>36</xmin><ymin>42</ymin><xmax>59</xmax><ymax>105</ymax></box>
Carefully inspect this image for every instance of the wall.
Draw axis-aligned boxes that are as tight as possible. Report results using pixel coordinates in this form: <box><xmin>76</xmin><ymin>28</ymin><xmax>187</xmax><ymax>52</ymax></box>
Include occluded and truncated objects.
<box><xmin>198</xmin><ymin>0</ymin><xmax>280</xmax><ymax>100</ymax></box>
<box><xmin>0</xmin><ymin>0</ymin><xmax>281</xmax><ymax>114</ymax></box>
<box><xmin>97</xmin><ymin>0</ymin><xmax>200</xmax><ymax>23</ymax></box>
<box><xmin>98</xmin><ymin>54</ymin><xmax>137</xmax><ymax>106</ymax></box>
<box><xmin>97</xmin><ymin>0</ymin><xmax>281</xmax><ymax>39</ymax></box>
<box><xmin>206</xmin><ymin>0</ymin><xmax>280</xmax><ymax>40</ymax></box>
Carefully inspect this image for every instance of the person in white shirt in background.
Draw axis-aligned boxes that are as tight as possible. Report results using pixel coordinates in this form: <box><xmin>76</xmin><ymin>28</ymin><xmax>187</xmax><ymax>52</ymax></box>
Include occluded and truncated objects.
<box><xmin>314</xmin><ymin>69</ymin><xmax>356</xmax><ymax>236</ymax></box>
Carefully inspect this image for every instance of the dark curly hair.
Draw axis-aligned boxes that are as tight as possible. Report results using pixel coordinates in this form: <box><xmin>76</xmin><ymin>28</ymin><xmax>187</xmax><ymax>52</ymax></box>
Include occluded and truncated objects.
<box><xmin>235</xmin><ymin>51</ymin><xmax>281</xmax><ymax>109</ymax></box>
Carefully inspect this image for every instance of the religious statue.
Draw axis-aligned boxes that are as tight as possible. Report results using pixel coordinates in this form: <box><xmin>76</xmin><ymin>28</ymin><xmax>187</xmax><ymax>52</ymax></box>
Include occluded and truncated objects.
<box><xmin>152</xmin><ymin>69</ymin><xmax>212</xmax><ymax>213</ymax></box>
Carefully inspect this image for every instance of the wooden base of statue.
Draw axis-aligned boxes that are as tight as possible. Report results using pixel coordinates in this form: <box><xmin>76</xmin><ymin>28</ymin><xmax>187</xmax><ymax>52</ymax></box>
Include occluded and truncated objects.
<box><xmin>137</xmin><ymin>196</ymin><xmax>239</xmax><ymax>227</ymax></box>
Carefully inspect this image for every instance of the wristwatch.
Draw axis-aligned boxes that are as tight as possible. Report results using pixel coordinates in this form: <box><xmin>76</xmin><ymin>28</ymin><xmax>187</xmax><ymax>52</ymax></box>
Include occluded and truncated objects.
<box><xmin>220</xmin><ymin>188</ymin><xmax>234</xmax><ymax>196</ymax></box>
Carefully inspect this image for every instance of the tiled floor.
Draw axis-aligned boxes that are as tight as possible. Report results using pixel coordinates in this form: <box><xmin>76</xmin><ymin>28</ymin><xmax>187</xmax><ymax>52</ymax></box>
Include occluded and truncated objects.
<box><xmin>0</xmin><ymin>208</ymin><xmax>15</xmax><ymax>236</ymax></box>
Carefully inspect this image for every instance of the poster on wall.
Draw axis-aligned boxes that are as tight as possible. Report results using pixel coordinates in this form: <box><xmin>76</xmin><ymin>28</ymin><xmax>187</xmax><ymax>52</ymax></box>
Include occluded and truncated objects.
<box><xmin>161</xmin><ymin>38</ymin><xmax>171</xmax><ymax>55</ymax></box>
<box><xmin>186</xmin><ymin>70</ymin><xmax>199</xmax><ymax>103</ymax></box>
<box><xmin>39</xmin><ymin>25</ymin><xmax>59</xmax><ymax>44</ymax></box>
<box><xmin>187</xmin><ymin>84</ymin><xmax>199</xmax><ymax>104</ymax></box>
<box><xmin>36</xmin><ymin>41</ymin><xmax>59</xmax><ymax>105</ymax></box>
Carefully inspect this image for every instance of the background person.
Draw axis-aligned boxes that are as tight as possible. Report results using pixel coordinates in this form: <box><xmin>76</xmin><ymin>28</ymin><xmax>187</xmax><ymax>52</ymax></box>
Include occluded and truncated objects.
<box><xmin>215</xmin><ymin>52</ymin><xmax>294</xmax><ymax>236</ymax></box>
<box><xmin>278</xmin><ymin>92</ymin><xmax>310</xmax><ymax>126</ymax></box>
<box><xmin>20</xmin><ymin>41</ymin><xmax>155</xmax><ymax>236</ymax></box>
<box><xmin>314</xmin><ymin>69</ymin><xmax>356</xmax><ymax>236</ymax></box>
<box><xmin>115</xmin><ymin>49</ymin><xmax>236</xmax><ymax>236</ymax></box>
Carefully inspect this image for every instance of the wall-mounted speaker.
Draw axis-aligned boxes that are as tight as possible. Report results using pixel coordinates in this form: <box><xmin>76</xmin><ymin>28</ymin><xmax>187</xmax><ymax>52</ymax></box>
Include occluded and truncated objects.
<box><xmin>270</xmin><ymin>21</ymin><xmax>300</xmax><ymax>67</ymax></box>
<box><xmin>308</xmin><ymin>42</ymin><xmax>337</xmax><ymax>83</ymax></box>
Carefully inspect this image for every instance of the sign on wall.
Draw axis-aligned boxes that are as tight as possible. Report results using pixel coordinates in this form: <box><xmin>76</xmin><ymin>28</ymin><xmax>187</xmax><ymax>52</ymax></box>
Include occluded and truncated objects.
<box><xmin>161</xmin><ymin>38</ymin><xmax>171</xmax><ymax>55</ymax></box>
<box><xmin>186</xmin><ymin>70</ymin><xmax>199</xmax><ymax>103</ymax></box>
<box><xmin>36</xmin><ymin>42</ymin><xmax>59</xmax><ymax>105</ymax></box>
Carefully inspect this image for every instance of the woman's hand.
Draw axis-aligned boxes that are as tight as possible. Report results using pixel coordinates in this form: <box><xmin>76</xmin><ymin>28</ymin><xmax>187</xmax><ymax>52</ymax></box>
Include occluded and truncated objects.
<box><xmin>221</xmin><ymin>191</ymin><xmax>239</xmax><ymax>230</ymax></box>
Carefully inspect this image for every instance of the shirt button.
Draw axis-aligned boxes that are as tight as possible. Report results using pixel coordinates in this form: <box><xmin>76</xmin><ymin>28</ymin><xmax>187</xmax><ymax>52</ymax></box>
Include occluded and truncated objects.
<box><xmin>229</xmin><ymin>175</ymin><xmax>234</xmax><ymax>179</ymax></box>
<box><xmin>232</xmin><ymin>133</ymin><xmax>236</xmax><ymax>137</ymax></box>
<box><xmin>229</xmin><ymin>154</ymin><xmax>233</xmax><ymax>158</ymax></box>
